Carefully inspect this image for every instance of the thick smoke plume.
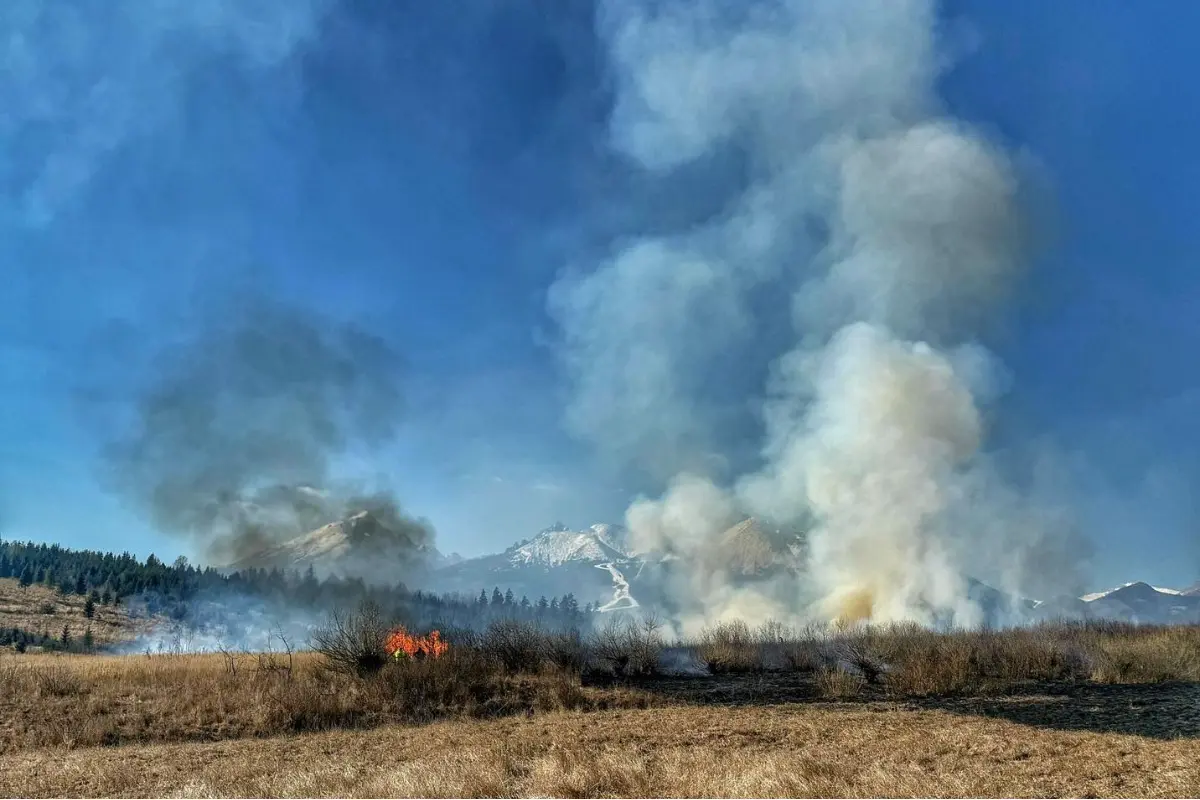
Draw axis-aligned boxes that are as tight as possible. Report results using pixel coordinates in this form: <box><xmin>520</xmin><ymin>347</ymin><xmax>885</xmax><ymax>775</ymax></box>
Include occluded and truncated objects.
<box><xmin>553</xmin><ymin>0</ymin><xmax>1082</xmax><ymax>629</ymax></box>
<box><xmin>105</xmin><ymin>294</ymin><xmax>434</xmax><ymax>577</ymax></box>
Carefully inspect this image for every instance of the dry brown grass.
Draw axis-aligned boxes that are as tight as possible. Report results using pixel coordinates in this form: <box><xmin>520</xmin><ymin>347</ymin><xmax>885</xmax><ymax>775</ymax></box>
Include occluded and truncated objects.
<box><xmin>680</xmin><ymin>620</ymin><xmax>1200</xmax><ymax>699</ymax></box>
<box><xmin>0</xmin><ymin>578</ymin><xmax>153</xmax><ymax>648</ymax></box>
<box><xmin>3</xmin><ymin>622</ymin><xmax>1200</xmax><ymax>797</ymax></box>
<box><xmin>3</xmin><ymin>701</ymin><xmax>1200</xmax><ymax>797</ymax></box>
<box><xmin>0</xmin><ymin>649</ymin><xmax>658</xmax><ymax>752</ymax></box>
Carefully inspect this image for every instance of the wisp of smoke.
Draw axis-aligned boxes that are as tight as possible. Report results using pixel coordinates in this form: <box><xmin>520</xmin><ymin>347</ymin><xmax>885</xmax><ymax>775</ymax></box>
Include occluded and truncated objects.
<box><xmin>104</xmin><ymin>293</ymin><xmax>435</xmax><ymax>577</ymax></box>
<box><xmin>0</xmin><ymin>0</ymin><xmax>332</xmax><ymax>226</ymax></box>
<box><xmin>552</xmin><ymin>0</ymin><xmax>1081</xmax><ymax>630</ymax></box>
<box><xmin>115</xmin><ymin>588</ymin><xmax>323</xmax><ymax>656</ymax></box>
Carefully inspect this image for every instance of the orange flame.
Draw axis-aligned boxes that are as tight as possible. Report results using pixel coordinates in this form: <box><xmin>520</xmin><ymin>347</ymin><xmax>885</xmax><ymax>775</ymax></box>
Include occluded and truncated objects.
<box><xmin>385</xmin><ymin>626</ymin><xmax>448</xmax><ymax>660</ymax></box>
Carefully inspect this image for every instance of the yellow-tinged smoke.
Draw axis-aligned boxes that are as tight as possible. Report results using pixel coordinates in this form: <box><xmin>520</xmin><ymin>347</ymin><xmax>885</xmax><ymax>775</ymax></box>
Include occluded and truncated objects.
<box><xmin>830</xmin><ymin>586</ymin><xmax>875</xmax><ymax>626</ymax></box>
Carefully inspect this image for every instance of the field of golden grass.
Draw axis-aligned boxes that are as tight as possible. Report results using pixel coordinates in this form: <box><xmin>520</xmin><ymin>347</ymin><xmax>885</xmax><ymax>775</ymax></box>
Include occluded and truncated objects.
<box><xmin>2</xmin><ymin>621</ymin><xmax>1200</xmax><ymax>796</ymax></box>
<box><xmin>4</xmin><ymin>695</ymin><xmax>1200</xmax><ymax>797</ymax></box>
<box><xmin>0</xmin><ymin>650</ymin><xmax>657</xmax><ymax>751</ymax></box>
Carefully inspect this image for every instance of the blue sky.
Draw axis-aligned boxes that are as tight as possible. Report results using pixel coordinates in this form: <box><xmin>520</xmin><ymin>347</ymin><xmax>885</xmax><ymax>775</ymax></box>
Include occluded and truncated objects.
<box><xmin>2</xmin><ymin>1</ymin><xmax>1199</xmax><ymax>591</ymax></box>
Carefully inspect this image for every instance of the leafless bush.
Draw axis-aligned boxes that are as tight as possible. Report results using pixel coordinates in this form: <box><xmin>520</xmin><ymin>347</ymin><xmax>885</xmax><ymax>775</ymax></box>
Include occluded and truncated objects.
<box><xmin>437</xmin><ymin>626</ymin><xmax>481</xmax><ymax>649</ymax></box>
<box><xmin>216</xmin><ymin>642</ymin><xmax>244</xmax><ymax>676</ymax></box>
<box><xmin>780</xmin><ymin>624</ymin><xmax>834</xmax><ymax>672</ymax></box>
<box><xmin>480</xmin><ymin>620</ymin><xmax>544</xmax><ymax>673</ymax></box>
<box><xmin>630</xmin><ymin>614</ymin><xmax>665</xmax><ymax>675</ymax></box>
<box><xmin>834</xmin><ymin>639</ymin><xmax>889</xmax><ymax>684</ymax></box>
<box><xmin>695</xmin><ymin>621</ymin><xmax>762</xmax><ymax>674</ymax></box>
<box><xmin>543</xmin><ymin>629</ymin><xmax>586</xmax><ymax>672</ymax></box>
<box><xmin>257</xmin><ymin>627</ymin><xmax>294</xmax><ymax>682</ymax></box>
<box><xmin>587</xmin><ymin>614</ymin><xmax>663</xmax><ymax>677</ymax></box>
<box><xmin>311</xmin><ymin>599</ymin><xmax>388</xmax><ymax>677</ymax></box>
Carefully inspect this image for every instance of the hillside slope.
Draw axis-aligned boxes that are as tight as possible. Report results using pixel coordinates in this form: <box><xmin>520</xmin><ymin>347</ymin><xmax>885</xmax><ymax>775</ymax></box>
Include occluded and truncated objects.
<box><xmin>0</xmin><ymin>578</ymin><xmax>153</xmax><ymax>649</ymax></box>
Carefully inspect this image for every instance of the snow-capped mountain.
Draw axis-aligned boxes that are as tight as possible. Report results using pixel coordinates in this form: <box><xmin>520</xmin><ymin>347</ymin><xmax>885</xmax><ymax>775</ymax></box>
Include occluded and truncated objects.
<box><xmin>426</xmin><ymin>522</ymin><xmax>644</xmax><ymax>608</ymax></box>
<box><xmin>507</xmin><ymin>523</ymin><xmax>630</xmax><ymax>567</ymax></box>
<box><xmin>232</xmin><ymin>510</ymin><xmax>1200</xmax><ymax>625</ymax></box>
<box><xmin>426</xmin><ymin>517</ymin><xmax>805</xmax><ymax>611</ymax></box>
<box><xmin>1073</xmin><ymin>581</ymin><xmax>1200</xmax><ymax>623</ymax></box>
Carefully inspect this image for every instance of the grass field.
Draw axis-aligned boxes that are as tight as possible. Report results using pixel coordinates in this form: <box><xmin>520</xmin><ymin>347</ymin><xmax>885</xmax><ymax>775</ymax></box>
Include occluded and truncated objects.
<box><xmin>3</xmin><ymin>683</ymin><xmax>1200</xmax><ymax>797</ymax></box>
<box><xmin>1</xmin><ymin>620</ymin><xmax>1199</xmax><ymax>797</ymax></box>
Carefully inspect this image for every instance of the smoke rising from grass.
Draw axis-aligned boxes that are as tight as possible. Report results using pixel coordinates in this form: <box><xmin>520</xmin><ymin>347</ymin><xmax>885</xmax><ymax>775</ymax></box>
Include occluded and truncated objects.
<box><xmin>104</xmin><ymin>294</ymin><xmax>434</xmax><ymax>575</ymax></box>
<box><xmin>553</xmin><ymin>0</ymin><xmax>1081</xmax><ymax>627</ymax></box>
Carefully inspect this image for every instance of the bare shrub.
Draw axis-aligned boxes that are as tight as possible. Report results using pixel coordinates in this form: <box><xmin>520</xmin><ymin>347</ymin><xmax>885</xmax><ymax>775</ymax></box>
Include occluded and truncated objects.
<box><xmin>543</xmin><ymin>629</ymin><xmax>586</xmax><ymax>672</ymax></box>
<box><xmin>696</xmin><ymin>621</ymin><xmax>762</xmax><ymax>674</ymax></box>
<box><xmin>588</xmin><ymin>614</ymin><xmax>663</xmax><ymax>677</ymax></box>
<box><xmin>256</xmin><ymin>627</ymin><xmax>294</xmax><ymax>681</ymax></box>
<box><xmin>311</xmin><ymin>600</ymin><xmax>388</xmax><ymax>677</ymax></box>
<box><xmin>588</xmin><ymin>616</ymin><xmax>632</xmax><ymax>676</ymax></box>
<box><xmin>832</xmin><ymin>628</ymin><xmax>889</xmax><ymax>685</ymax></box>
<box><xmin>629</xmin><ymin>614</ymin><xmax>665</xmax><ymax>676</ymax></box>
<box><xmin>438</xmin><ymin>626</ymin><xmax>481</xmax><ymax>649</ymax></box>
<box><xmin>373</xmin><ymin>647</ymin><xmax>506</xmax><ymax>723</ymax></box>
<box><xmin>480</xmin><ymin>620</ymin><xmax>544</xmax><ymax>673</ymax></box>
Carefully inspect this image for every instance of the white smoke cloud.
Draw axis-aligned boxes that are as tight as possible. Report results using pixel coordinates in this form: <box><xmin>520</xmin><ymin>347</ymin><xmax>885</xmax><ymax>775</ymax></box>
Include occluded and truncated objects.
<box><xmin>753</xmin><ymin>323</ymin><xmax>986</xmax><ymax>625</ymax></box>
<box><xmin>553</xmin><ymin>0</ymin><xmax>1079</xmax><ymax>627</ymax></box>
<box><xmin>548</xmin><ymin>241</ymin><xmax>755</xmax><ymax>480</ymax></box>
<box><xmin>626</xmin><ymin>472</ymin><xmax>740</xmax><ymax>558</ymax></box>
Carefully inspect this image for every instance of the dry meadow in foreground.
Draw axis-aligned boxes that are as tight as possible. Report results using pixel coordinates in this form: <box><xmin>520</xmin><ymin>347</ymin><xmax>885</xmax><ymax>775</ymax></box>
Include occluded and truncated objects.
<box><xmin>4</xmin><ymin>700</ymin><xmax>1200</xmax><ymax>798</ymax></box>
<box><xmin>1</xmin><ymin>619</ymin><xmax>1200</xmax><ymax>797</ymax></box>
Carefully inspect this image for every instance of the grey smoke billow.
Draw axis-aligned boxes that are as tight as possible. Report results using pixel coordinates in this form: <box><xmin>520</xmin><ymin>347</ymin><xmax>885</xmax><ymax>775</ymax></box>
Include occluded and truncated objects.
<box><xmin>552</xmin><ymin>0</ymin><xmax>1083</xmax><ymax>629</ymax></box>
<box><xmin>105</xmin><ymin>293</ymin><xmax>434</xmax><ymax>571</ymax></box>
<box><xmin>0</xmin><ymin>0</ymin><xmax>330</xmax><ymax>225</ymax></box>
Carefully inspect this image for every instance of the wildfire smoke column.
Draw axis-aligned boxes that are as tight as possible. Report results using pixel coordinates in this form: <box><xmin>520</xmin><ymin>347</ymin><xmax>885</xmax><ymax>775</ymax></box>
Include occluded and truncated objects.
<box><xmin>554</xmin><ymin>0</ymin><xmax>1063</xmax><ymax>628</ymax></box>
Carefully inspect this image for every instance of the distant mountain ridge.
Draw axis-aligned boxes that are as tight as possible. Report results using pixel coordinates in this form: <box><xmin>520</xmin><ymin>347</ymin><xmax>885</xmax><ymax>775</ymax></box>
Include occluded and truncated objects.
<box><xmin>234</xmin><ymin>512</ymin><xmax>1200</xmax><ymax>624</ymax></box>
<box><xmin>1070</xmin><ymin>581</ymin><xmax>1200</xmax><ymax>623</ymax></box>
<box><xmin>226</xmin><ymin>510</ymin><xmax>442</xmax><ymax>583</ymax></box>
<box><xmin>507</xmin><ymin>523</ymin><xmax>630</xmax><ymax>568</ymax></box>
<box><xmin>427</xmin><ymin>522</ymin><xmax>642</xmax><ymax>607</ymax></box>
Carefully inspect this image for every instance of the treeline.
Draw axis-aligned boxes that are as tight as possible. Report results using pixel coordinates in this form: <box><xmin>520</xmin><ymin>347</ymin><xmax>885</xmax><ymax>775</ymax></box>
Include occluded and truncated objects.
<box><xmin>0</xmin><ymin>625</ymin><xmax>94</xmax><ymax>654</ymax></box>
<box><xmin>0</xmin><ymin>540</ymin><xmax>593</xmax><ymax>635</ymax></box>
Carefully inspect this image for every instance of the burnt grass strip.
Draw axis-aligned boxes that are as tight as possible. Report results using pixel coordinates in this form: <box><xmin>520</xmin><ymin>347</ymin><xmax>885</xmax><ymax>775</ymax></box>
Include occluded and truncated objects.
<box><xmin>583</xmin><ymin>670</ymin><xmax>1200</xmax><ymax>739</ymax></box>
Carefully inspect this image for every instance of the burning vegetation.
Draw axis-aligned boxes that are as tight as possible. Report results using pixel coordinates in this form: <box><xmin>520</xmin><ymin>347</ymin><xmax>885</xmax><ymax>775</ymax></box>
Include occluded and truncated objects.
<box><xmin>385</xmin><ymin>626</ymin><xmax>448</xmax><ymax>660</ymax></box>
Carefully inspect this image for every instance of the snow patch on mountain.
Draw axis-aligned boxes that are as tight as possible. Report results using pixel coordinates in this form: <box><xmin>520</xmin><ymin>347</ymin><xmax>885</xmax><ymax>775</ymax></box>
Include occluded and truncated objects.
<box><xmin>1081</xmin><ymin>582</ymin><xmax>1184</xmax><ymax>602</ymax></box>
<box><xmin>507</xmin><ymin>523</ymin><xmax>631</xmax><ymax>567</ymax></box>
<box><xmin>596</xmin><ymin>562</ymin><xmax>638</xmax><ymax>612</ymax></box>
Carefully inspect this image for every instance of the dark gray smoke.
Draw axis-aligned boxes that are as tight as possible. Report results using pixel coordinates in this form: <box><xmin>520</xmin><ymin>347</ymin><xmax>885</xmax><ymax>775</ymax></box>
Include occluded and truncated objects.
<box><xmin>104</xmin><ymin>293</ymin><xmax>434</xmax><ymax>573</ymax></box>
